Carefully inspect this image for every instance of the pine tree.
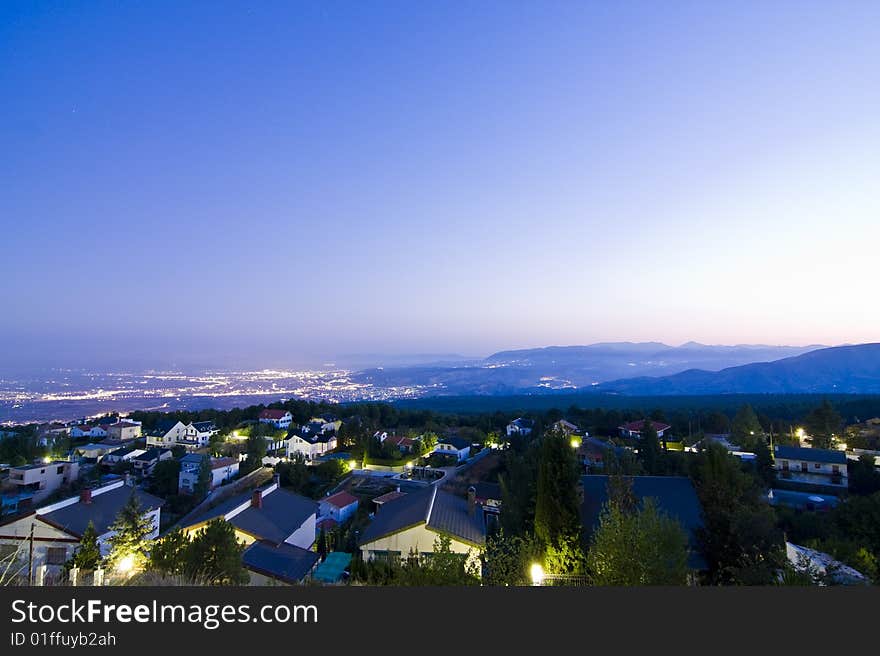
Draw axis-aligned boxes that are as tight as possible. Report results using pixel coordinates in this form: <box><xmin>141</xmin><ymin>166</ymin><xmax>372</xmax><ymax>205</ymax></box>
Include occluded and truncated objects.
<box><xmin>534</xmin><ymin>428</ymin><xmax>583</xmax><ymax>573</ymax></box>
<box><xmin>68</xmin><ymin>521</ymin><xmax>102</xmax><ymax>571</ymax></box>
<box><xmin>638</xmin><ymin>420</ymin><xmax>663</xmax><ymax>475</ymax></box>
<box><xmin>104</xmin><ymin>491</ymin><xmax>156</xmax><ymax>574</ymax></box>
<box><xmin>195</xmin><ymin>455</ymin><xmax>213</xmax><ymax>498</ymax></box>
<box><xmin>183</xmin><ymin>519</ymin><xmax>248</xmax><ymax>585</ymax></box>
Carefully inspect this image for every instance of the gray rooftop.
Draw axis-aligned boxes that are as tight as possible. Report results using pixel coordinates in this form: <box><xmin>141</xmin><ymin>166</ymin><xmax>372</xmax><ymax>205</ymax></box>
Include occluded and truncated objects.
<box><xmin>39</xmin><ymin>485</ymin><xmax>164</xmax><ymax>538</ymax></box>
<box><xmin>187</xmin><ymin>486</ymin><xmax>317</xmax><ymax>545</ymax></box>
<box><xmin>242</xmin><ymin>540</ymin><xmax>319</xmax><ymax>584</ymax></box>
<box><xmin>774</xmin><ymin>445</ymin><xmax>847</xmax><ymax>465</ymax></box>
<box><xmin>360</xmin><ymin>486</ymin><xmax>485</xmax><ymax>548</ymax></box>
<box><xmin>580</xmin><ymin>475</ymin><xmax>706</xmax><ymax>570</ymax></box>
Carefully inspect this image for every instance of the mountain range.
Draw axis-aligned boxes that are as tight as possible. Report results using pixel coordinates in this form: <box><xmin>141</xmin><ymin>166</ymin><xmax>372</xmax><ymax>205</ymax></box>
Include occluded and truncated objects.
<box><xmin>597</xmin><ymin>343</ymin><xmax>880</xmax><ymax>395</ymax></box>
<box><xmin>352</xmin><ymin>341</ymin><xmax>836</xmax><ymax>396</ymax></box>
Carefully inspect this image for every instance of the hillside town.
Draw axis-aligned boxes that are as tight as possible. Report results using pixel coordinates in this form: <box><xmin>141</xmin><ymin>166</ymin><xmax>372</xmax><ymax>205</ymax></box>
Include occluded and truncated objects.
<box><xmin>2</xmin><ymin>397</ymin><xmax>878</xmax><ymax>587</ymax></box>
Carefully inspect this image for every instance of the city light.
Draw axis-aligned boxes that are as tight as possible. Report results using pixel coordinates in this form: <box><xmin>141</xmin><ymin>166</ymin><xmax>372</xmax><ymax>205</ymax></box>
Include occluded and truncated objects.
<box><xmin>530</xmin><ymin>563</ymin><xmax>545</xmax><ymax>586</ymax></box>
<box><xmin>570</xmin><ymin>437</ymin><xmax>581</xmax><ymax>449</ymax></box>
<box><xmin>348</xmin><ymin>459</ymin><xmax>357</xmax><ymax>470</ymax></box>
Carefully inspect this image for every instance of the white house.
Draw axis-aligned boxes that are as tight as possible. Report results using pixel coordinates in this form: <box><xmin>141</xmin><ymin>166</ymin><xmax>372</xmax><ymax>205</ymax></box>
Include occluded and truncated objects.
<box><xmin>433</xmin><ymin>435</ymin><xmax>471</xmax><ymax>462</ymax></box>
<box><xmin>101</xmin><ymin>446</ymin><xmax>146</xmax><ymax>466</ymax></box>
<box><xmin>189</xmin><ymin>421</ymin><xmax>219</xmax><ymax>446</ymax></box>
<box><xmin>259</xmin><ymin>409</ymin><xmax>293</xmax><ymax>430</ymax></box>
<box><xmin>145</xmin><ymin>419</ymin><xmax>191</xmax><ymax>448</ymax></box>
<box><xmin>0</xmin><ymin>480</ymin><xmax>163</xmax><ymax>585</ymax></box>
<box><xmin>6</xmin><ymin>461</ymin><xmax>80</xmax><ymax>505</ymax></box>
<box><xmin>178</xmin><ymin>455</ymin><xmax>239</xmax><ymax>493</ymax></box>
<box><xmin>70</xmin><ymin>425</ymin><xmax>108</xmax><ymax>440</ymax></box>
<box><xmin>287</xmin><ymin>423</ymin><xmax>338</xmax><ymax>461</ymax></box>
<box><xmin>179</xmin><ymin>479</ymin><xmax>319</xmax><ymax>585</ymax></box>
<box><xmin>506</xmin><ymin>418</ymin><xmax>534</xmax><ymax>437</ymax></box>
<box><xmin>774</xmin><ymin>445</ymin><xmax>848</xmax><ymax>489</ymax></box>
<box><xmin>318</xmin><ymin>491</ymin><xmax>359</xmax><ymax>524</ymax></box>
<box><xmin>359</xmin><ymin>486</ymin><xmax>485</xmax><ymax>571</ymax></box>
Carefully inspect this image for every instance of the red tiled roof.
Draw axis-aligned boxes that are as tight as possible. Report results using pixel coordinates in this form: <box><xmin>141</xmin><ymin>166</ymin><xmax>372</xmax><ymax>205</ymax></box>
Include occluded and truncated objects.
<box><xmin>373</xmin><ymin>490</ymin><xmax>406</xmax><ymax>505</ymax></box>
<box><xmin>322</xmin><ymin>491</ymin><xmax>358</xmax><ymax>509</ymax></box>
<box><xmin>211</xmin><ymin>457</ymin><xmax>238</xmax><ymax>470</ymax></box>
<box><xmin>619</xmin><ymin>420</ymin><xmax>671</xmax><ymax>432</ymax></box>
<box><xmin>317</xmin><ymin>517</ymin><xmax>338</xmax><ymax>531</ymax></box>
<box><xmin>259</xmin><ymin>409</ymin><xmax>289</xmax><ymax>420</ymax></box>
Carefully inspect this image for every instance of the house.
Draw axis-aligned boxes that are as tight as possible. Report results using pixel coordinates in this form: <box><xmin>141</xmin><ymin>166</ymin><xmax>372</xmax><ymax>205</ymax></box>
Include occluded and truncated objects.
<box><xmin>0</xmin><ymin>479</ymin><xmax>163</xmax><ymax>584</ymax></box>
<box><xmin>101</xmin><ymin>446</ymin><xmax>146</xmax><ymax>466</ymax></box>
<box><xmin>577</xmin><ymin>437</ymin><xmax>629</xmax><ymax>470</ymax></box>
<box><xmin>580</xmin><ymin>475</ymin><xmax>707</xmax><ymax>571</ymax></box>
<box><xmin>259</xmin><ymin>409</ymin><xmax>293</xmax><ymax>430</ymax></box>
<box><xmin>309</xmin><ymin>415</ymin><xmax>342</xmax><ymax>433</ymax></box>
<box><xmin>384</xmin><ymin>434</ymin><xmax>418</xmax><ymax>454</ymax></box>
<box><xmin>506</xmin><ymin>418</ymin><xmax>534</xmax><ymax>437</ymax></box>
<box><xmin>104</xmin><ymin>421</ymin><xmax>142</xmax><ymax>442</ymax></box>
<box><xmin>472</xmin><ymin>482</ymin><xmax>502</xmax><ymax>516</ymax></box>
<box><xmin>773</xmin><ymin>445</ymin><xmax>848</xmax><ymax>490</ymax></box>
<box><xmin>373</xmin><ymin>488</ymin><xmax>407</xmax><ymax>510</ymax></box>
<box><xmin>76</xmin><ymin>443</ymin><xmax>115</xmax><ymax>461</ymax></box>
<box><xmin>131</xmin><ymin>448</ymin><xmax>173</xmax><ymax>477</ymax></box>
<box><xmin>145</xmin><ymin>420</ymin><xmax>191</xmax><ymax>448</ymax></box>
<box><xmin>551</xmin><ymin>419</ymin><xmax>586</xmax><ymax>436</ymax></box>
<box><xmin>287</xmin><ymin>423</ymin><xmax>338</xmax><ymax>461</ymax></box>
<box><xmin>180</xmin><ymin>478</ymin><xmax>318</xmax><ymax>585</ymax></box>
<box><xmin>433</xmin><ymin>435</ymin><xmax>471</xmax><ymax>462</ymax></box>
<box><xmin>70</xmin><ymin>425</ymin><xmax>108</xmax><ymax>440</ymax></box>
<box><xmin>6</xmin><ymin>461</ymin><xmax>80</xmax><ymax>505</ymax></box>
<box><xmin>318</xmin><ymin>491</ymin><xmax>359</xmax><ymax>524</ymax></box>
<box><xmin>618</xmin><ymin>420</ymin><xmax>671</xmax><ymax>439</ymax></box>
<box><xmin>359</xmin><ymin>486</ymin><xmax>485</xmax><ymax>570</ymax></box>
<box><xmin>189</xmin><ymin>421</ymin><xmax>219</xmax><ymax>445</ymax></box>
<box><xmin>177</xmin><ymin>454</ymin><xmax>239</xmax><ymax>493</ymax></box>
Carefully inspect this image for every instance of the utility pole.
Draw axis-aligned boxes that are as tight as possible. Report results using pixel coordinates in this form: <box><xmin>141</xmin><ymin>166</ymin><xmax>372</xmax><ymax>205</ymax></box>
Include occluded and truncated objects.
<box><xmin>27</xmin><ymin>523</ymin><xmax>34</xmax><ymax>586</ymax></box>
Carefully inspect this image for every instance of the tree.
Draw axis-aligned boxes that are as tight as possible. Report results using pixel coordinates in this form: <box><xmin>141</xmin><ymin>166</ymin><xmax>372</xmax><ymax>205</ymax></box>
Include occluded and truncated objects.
<box><xmin>149</xmin><ymin>528</ymin><xmax>190</xmax><ymax>576</ymax></box>
<box><xmin>586</xmin><ymin>497</ymin><xmax>689</xmax><ymax>585</ymax></box>
<box><xmin>241</xmin><ymin>433</ymin><xmax>267</xmax><ymax>474</ymax></box>
<box><xmin>104</xmin><ymin>492</ymin><xmax>156</xmax><ymax>574</ymax></box>
<box><xmin>67</xmin><ymin>521</ymin><xmax>102</xmax><ymax>571</ymax></box>
<box><xmin>150</xmin><ymin>458</ymin><xmax>181</xmax><ymax>497</ymax></box>
<box><xmin>730</xmin><ymin>404</ymin><xmax>764</xmax><ymax>451</ymax></box>
<box><xmin>534</xmin><ymin>429</ymin><xmax>582</xmax><ymax>573</ymax></box>
<box><xmin>194</xmin><ymin>455</ymin><xmax>213</xmax><ymax>498</ymax></box>
<box><xmin>849</xmin><ymin>454</ymin><xmax>880</xmax><ymax>496</ymax></box>
<box><xmin>638</xmin><ymin>419</ymin><xmax>663</xmax><ymax>475</ymax></box>
<box><xmin>183</xmin><ymin>519</ymin><xmax>249</xmax><ymax>585</ymax></box>
<box><xmin>482</xmin><ymin>530</ymin><xmax>543</xmax><ymax>586</ymax></box>
<box><xmin>277</xmin><ymin>452</ymin><xmax>310</xmax><ymax>493</ymax></box>
<box><xmin>804</xmin><ymin>400</ymin><xmax>843</xmax><ymax>450</ymax></box>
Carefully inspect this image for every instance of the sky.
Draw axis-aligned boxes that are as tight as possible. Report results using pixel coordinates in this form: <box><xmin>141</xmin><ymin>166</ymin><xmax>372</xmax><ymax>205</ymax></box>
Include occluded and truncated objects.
<box><xmin>2</xmin><ymin>1</ymin><xmax>879</xmax><ymax>371</ymax></box>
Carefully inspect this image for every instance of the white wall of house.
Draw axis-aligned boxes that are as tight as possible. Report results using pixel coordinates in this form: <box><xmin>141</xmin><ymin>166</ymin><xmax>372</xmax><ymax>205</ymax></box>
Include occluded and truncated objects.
<box><xmin>433</xmin><ymin>443</ymin><xmax>470</xmax><ymax>462</ymax></box>
<box><xmin>775</xmin><ymin>459</ymin><xmax>848</xmax><ymax>487</ymax></box>
<box><xmin>319</xmin><ymin>500</ymin><xmax>358</xmax><ymax>523</ymax></box>
<box><xmin>360</xmin><ymin>524</ymin><xmax>479</xmax><ymax>568</ymax></box>
<box><xmin>145</xmin><ymin>421</ymin><xmax>189</xmax><ymax>447</ymax></box>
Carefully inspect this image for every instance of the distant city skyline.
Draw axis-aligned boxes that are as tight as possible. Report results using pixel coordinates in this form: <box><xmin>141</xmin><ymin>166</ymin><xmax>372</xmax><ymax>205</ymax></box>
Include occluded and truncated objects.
<box><xmin>3</xmin><ymin>2</ymin><xmax>879</xmax><ymax>371</ymax></box>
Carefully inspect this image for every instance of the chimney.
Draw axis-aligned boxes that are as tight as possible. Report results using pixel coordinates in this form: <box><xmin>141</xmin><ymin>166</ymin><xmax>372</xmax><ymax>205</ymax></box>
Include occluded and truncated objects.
<box><xmin>251</xmin><ymin>490</ymin><xmax>263</xmax><ymax>509</ymax></box>
<box><xmin>467</xmin><ymin>486</ymin><xmax>476</xmax><ymax>517</ymax></box>
<box><xmin>80</xmin><ymin>488</ymin><xmax>92</xmax><ymax>505</ymax></box>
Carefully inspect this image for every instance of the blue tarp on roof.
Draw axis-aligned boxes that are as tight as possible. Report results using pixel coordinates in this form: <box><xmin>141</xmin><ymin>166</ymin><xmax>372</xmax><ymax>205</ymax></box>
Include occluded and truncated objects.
<box><xmin>312</xmin><ymin>552</ymin><xmax>352</xmax><ymax>583</ymax></box>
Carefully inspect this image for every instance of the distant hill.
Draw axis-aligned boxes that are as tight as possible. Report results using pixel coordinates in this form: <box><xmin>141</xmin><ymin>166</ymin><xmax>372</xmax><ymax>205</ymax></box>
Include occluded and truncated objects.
<box><xmin>600</xmin><ymin>343</ymin><xmax>880</xmax><ymax>395</ymax></box>
<box><xmin>353</xmin><ymin>342</ymin><xmax>824</xmax><ymax>395</ymax></box>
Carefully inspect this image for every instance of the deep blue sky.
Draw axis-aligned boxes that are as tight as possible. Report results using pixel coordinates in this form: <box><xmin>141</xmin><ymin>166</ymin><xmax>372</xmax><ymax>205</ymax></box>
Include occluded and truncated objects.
<box><xmin>2</xmin><ymin>2</ymin><xmax>879</xmax><ymax>371</ymax></box>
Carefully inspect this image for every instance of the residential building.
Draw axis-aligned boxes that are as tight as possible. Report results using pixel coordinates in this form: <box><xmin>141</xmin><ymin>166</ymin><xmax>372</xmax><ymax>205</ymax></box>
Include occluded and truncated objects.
<box><xmin>131</xmin><ymin>448</ymin><xmax>173</xmax><ymax>478</ymax></box>
<box><xmin>580</xmin><ymin>475</ymin><xmax>707</xmax><ymax>572</ymax></box>
<box><xmin>178</xmin><ymin>454</ymin><xmax>239</xmax><ymax>493</ymax></box>
<box><xmin>6</xmin><ymin>461</ymin><xmax>80</xmax><ymax>505</ymax></box>
<box><xmin>258</xmin><ymin>409</ymin><xmax>293</xmax><ymax>430</ymax></box>
<box><xmin>104</xmin><ymin>421</ymin><xmax>142</xmax><ymax>442</ymax></box>
<box><xmin>618</xmin><ymin>420</ymin><xmax>671</xmax><ymax>439</ymax></box>
<box><xmin>308</xmin><ymin>415</ymin><xmax>342</xmax><ymax>433</ymax></box>
<box><xmin>145</xmin><ymin>419</ymin><xmax>191</xmax><ymax>448</ymax></box>
<box><xmin>189</xmin><ymin>421</ymin><xmax>219</xmax><ymax>445</ymax></box>
<box><xmin>0</xmin><ymin>479</ymin><xmax>163</xmax><ymax>584</ymax></box>
<box><xmin>70</xmin><ymin>425</ymin><xmax>108</xmax><ymax>440</ymax></box>
<box><xmin>773</xmin><ymin>445</ymin><xmax>848</xmax><ymax>489</ymax></box>
<box><xmin>76</xmin><ymin>443</ymin><xmax>115</xmax><ymax>461</ymax></box>
<box><xmin>576</xmin><ymin>437</ymin><xmax>629</xmax><ymax>470</ymax></box>
<box><xmin>318</xmin><ymin>491</ymin><xmax>359</xmax><ymax>524</ymax></box>
<box><xmin>432</xmin><ymin>435</ymin><xmax>471</xmax><ymax>462</ymax></box>
<box><xmin>506</xmin><ymin>418</ymin><xmax>534</xmax><ymax>437</ymax></box>
<box><xmin>179</xmin><ymin>479</ymin><xmax>318</xmax><ymax>585</ymax></box>
<box><xmin>287</xmin><ymin>423</ymin><xmax>338</xmax><ymax>461</ymax></box>
<box><xmin>101</xmin><ymin>446</ymin><xmax>146</xmax><ymax>466</ymax></box>
<box><xmin>551</xmin><ymin>419</ymin><xmax>586</xmax><ymax>436</ymax></box>
<box><xmin>359</xmin><ymin>486</ymin><xmax>485</xmax><ymax>570</ymax></box>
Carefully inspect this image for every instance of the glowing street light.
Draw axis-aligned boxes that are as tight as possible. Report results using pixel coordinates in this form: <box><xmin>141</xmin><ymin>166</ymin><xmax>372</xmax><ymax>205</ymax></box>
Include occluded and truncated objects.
<box><xmin>570</xmin><ymin>438</ymin><xmax>581</xmax><ymax>450</ymax></box>
<box><xmin>530</xmin><ymin>563</ymin><xmax>545</xmax><ymax>586</ymax></box>
<box><xmin>116</xmin><ymin>554</ymin><xmax>135</xmax><ymax>575</ymax></box>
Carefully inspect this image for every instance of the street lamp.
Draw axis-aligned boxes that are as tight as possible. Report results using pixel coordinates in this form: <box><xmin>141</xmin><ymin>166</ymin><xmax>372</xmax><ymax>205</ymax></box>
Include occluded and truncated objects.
<box><xmin>530</xmin><ymin>563</ymin><xmax>545</xmax><ymax>586</ymax></box>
